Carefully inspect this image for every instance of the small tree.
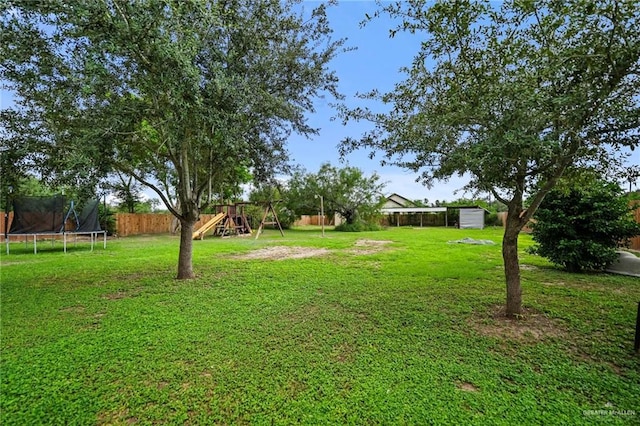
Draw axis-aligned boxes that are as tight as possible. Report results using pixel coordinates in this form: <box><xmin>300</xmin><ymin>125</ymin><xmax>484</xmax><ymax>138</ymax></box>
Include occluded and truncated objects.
<box><xmin>109</xmin><ymin>173</ymin><xmax>144</xmax><ymax>214</ymax></box>
<box><xmin>285</xmin><ymin>163</ymin><xmax>387</xmax><ymax>227</ymax></box>
<box><xmin>530</xmin><ymin>178</ymin><xmax>640</xmax><ymax>272</ymax></box>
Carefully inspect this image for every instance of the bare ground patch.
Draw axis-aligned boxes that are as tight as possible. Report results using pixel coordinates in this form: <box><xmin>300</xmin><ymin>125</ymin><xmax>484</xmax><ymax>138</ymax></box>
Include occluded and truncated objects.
<box><xmin>354</xmin><ymin>239</ymin><xmax>394</xmax><ymax>247</ymax></box>
<box><xmin>332</xmin><ymin>342</ymin><xmax>356</xmax><ymax>363</ymax></box>
<box><xmin>519</xmin><ymin>264</ymin><xmax>542</xmax><ymax>271</ymax></box>
<box><xmin>283</xmin><ymin>304</ymin><xmax>323</xmax><ymax>324</ymax></box>
<box><xmin>102</xmin><ymin>287</ymin><xmax>143</xmax><ymax>300</ymax></box>
<box><xmin>347</xmin><ymin>239</ymin><xmax>394</xmax><ymax>255</ymax></box>
<box><xmin>456</xmin><ymin>382</ymin><xmax>480</xmax><ymax>392</ymax></box>
<box><xmin>470</xmin><ymin>305</ymin><xmax>568</xmax><ymax>343</ymax></box>
<box><xmin>1</xmin><ymin>261</ymin><xmax>30</xmax><ymax>266</ymax></box>
<box><xmin>59</xmin><ymin>305</ymin><xmax>86</xmax><ymax>313</ymax></box>
<box><xmin>96</xmin><ymin>408</ymin><xmax>136</xmax><ymax>425</ymax></box>
<box><xmin>240</xmin><ymin>246</ymin><xmax>331</xmax><ymax>261</ymax></box>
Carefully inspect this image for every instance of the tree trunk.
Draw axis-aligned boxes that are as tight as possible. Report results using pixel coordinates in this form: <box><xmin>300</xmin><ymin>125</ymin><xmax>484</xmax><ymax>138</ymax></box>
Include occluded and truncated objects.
<box><xmin>177</xmin><ymin>218</ymin><xmax>196</xmax><ymax>279</ymax></box>
<box><xmin>503</xmin><ymin>209</ymin><xmax>523</xmax><ymax>316</ymax></box>
<box><xmin>343</xmin><ymin>209</ymin><xmax>357</xmax><ymax>225</ymax></box>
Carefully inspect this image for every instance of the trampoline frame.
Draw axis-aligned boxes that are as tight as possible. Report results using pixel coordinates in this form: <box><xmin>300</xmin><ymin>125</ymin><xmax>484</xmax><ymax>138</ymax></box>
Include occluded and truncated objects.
<box><xmin>5</xmin><ymin>231</ymin><xmax>107</xmax><ymax>254</ymax></box>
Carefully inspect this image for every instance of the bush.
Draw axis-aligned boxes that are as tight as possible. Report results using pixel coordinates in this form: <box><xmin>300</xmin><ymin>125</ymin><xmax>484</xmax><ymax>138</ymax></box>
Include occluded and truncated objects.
<box><xmin>485</xmin><ymin>212</ymin><xmax>501</xmax><ymax>227</ymax></box>
<box><xmin>98</xmin><ymin>203</ymin><xmax>117</xmax><ymax>236</ymax></box>
<box><xmin>335</xmin><ymin>221</ymin><xmax>383</xmax><ymax>232</ymax></box>
<box><xmin>529</xmin><ymin>180</ymin><xmax>640</xmax><ymax>272</ymax></box>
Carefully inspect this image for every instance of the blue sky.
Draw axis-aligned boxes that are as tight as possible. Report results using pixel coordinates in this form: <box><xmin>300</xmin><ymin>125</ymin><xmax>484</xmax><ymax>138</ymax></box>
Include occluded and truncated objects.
<box><xmin>288</xmin><ymin>0</ymin><xmax>471</xmax><ymax>202</ymax></box>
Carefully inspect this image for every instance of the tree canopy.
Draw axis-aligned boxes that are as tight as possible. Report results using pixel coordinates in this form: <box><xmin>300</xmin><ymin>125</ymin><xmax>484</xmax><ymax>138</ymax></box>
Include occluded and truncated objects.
<box><xmin>284</xmin><ymin>163</ymin><xmax>387</xmax><ymax>226</ymax></box>
<box><xmin>340</xmin><ymin>0</ymin><xmax>640</xmax><ymax>315</ymax></box>
<box><xmin>1</xmin><ymin>0</ymin><xmax>345</xmax><ymax>278</ymax></box>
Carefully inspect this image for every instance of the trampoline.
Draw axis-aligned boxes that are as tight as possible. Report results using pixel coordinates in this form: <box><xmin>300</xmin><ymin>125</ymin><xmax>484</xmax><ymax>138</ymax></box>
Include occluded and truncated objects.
<box><xmin>5</xmin><ymin>195</ymin><xmax>107</xmax><ymax>254</ymax></box>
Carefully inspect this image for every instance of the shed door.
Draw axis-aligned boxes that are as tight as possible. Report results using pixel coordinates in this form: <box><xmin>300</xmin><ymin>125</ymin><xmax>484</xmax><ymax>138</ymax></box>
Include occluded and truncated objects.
<box><xmin>459</xmin><ymin>209</ymin><xmax>484</xmax><ymax>229</ymax></box>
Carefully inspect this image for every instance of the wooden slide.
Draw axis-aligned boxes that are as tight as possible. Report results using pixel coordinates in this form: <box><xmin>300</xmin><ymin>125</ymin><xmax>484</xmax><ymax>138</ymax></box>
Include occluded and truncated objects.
<box><xmin>192</xmin><ymin>212</ymin><xmax>226</xmax><ymax>240</ymax></box>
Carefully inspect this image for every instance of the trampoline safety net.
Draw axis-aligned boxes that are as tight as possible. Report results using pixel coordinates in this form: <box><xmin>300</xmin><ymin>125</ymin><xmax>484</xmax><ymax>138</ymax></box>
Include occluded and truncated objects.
<box><xmin>76</xmin><ymin>199</ymin><xmax>102</xmax><ymax>232</ymax></box>
<box><xmin>7</xmin><ymin>196</ymin><xmax>102</xmax><ymax>235</ymax></box>
<box><xmin>9</xmin><ymin>195</ymin><xmax>66</xmax><ymax>234</ymax></box>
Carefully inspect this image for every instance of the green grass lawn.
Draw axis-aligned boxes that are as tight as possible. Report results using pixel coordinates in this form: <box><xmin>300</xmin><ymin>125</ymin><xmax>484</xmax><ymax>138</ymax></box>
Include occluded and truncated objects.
<box><xmin>1</xmin><ymin>227</ymin><xmax>638</xmax><ymax>425</ymax></box>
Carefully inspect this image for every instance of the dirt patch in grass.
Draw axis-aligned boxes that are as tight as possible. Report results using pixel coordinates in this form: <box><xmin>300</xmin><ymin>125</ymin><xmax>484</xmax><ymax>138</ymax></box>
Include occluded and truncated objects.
<box><xmin>355</xmin><ymin>239</ymin><xmax>393</xmax><ymax>247</ymax></box>
<box><xmin>1</xmin><ymin>261</ymin><xmax>30</xmax><ymax>266</ymax></box>
<box><xmin>102</xmin><ymin>287</ymin><xmax>143</xmax><ymax>300</ymax></box>
<box><xmin>285</xmin><ymin>380</ymin><xmax>308</xmax><ymax>398</ymax></box>
<box><xmin>332</xmin><ymin>342</ymin><xmax>356</xmax><ymax>363</ymax></box>
<box><xmin>457</xmin><ymin>382</ymin><xmax>480</xmax><ymax>392</ymax></box>
<box><xmin>471</xmin><ymin>305</ymin><xmax>568</xmax><ymax>343</ymax></box>
<box><xmin>519</xmin><ymin>264</ymin><xmax>542</xmax><ymax>271</ymax></box>
<box><xmin>241</xmin><ymin>246</ymin><xmax>331</xmax><ymax>260</ymax></box>
<box><xmin>283</xmin><ymin>304</ymin><xmax>323</xmax><ymax>324</ymax></box>
<box><xmin>97</xmin><ymin>408</ymin><xmax>136</xmax><ymax>425</ymax></box>
<box><xmin>348</xmin><ymin>239</ymin><xmax>394</xmax><ymax>255</ymax></box>
<box><xmin>59</xmin><ymin>305</ymin><xmax>86</xmax><ymax>313</ymax></box>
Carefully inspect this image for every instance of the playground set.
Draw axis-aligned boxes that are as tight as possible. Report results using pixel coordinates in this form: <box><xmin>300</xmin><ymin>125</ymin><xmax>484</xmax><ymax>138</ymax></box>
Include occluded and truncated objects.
<box><xmin>4</xmin><ymin>195</ymin><xmax>106</xmax><ymax>254</ymax></box>
<box><xmin>191</xmin><ymin>201</ymin><xmax>284</xmax><ymax>240</ymax></box>
<box><xmin>192</xmin><ymin>203</ymin><xmax>252</xmax><ymax>240</ymax></box>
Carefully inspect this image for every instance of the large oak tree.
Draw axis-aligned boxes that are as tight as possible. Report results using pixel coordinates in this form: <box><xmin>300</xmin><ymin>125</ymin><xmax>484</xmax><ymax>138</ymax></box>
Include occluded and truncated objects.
<box><xmin>1</xmin><ymin>0</ymin><xmax>344</xmax><ymax>278</ymax></box>
<box><xmin>340</xmin><ymin>0</ymin><xmax>640</xmax><ymax>315</ymax></box>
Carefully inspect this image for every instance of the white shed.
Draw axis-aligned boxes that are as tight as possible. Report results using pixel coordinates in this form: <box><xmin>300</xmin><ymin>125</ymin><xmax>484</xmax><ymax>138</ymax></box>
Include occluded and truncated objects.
<box><xmin>459</xmin><ymin>208</ymin><xmax>486</xmax><ymax>229</ymax></box>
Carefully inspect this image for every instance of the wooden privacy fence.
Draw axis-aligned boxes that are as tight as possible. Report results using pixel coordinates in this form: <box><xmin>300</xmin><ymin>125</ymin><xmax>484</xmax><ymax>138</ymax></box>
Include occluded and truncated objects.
<box><xmin>0</xmin><ymin>212</ymin><xmax>22</xmax><ymax>242</ymax></box>
<box><xmin>116</xmin><ymin>213</ymin><xmax>340</xmax><ymax>235</ymax></box>
<box><xmin>1</xmin><ymin>212</ymin><xmax>228</xmax><ymax>238</ymax></box>
<box><xmin>114</xmin><ymin>213</ymin><xmax>219</xmax><ymax>237</ymax></box>
<box><xmin>0</xmin><ymin>212</ymin><xmax>13</xmax><ymax>235</ymax></box>
<box><xmin>293</xmin><ymin>215</ymin><xmax>336</xmax><ymax>226</ymax></box>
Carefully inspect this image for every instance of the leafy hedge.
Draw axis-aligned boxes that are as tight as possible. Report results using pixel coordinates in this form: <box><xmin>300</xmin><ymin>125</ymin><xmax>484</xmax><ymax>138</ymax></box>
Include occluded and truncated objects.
<box><xmin>529</xmin><ymin>180</ymin><xmax>640</xmax><ymax>272</ymax></box>
<box><xmin>335</xmin><ymin>222</ymin><xmax>383</xmax><ymax>232</ymax></box>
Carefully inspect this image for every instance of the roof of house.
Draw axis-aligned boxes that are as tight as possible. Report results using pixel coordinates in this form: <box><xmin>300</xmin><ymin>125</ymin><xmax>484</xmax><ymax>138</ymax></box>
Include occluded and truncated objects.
<box><xmin>384</xmin><ymin>193</ymin><xmax>417</xmax><ymax>208</ymax></box>
<box><xmin>381</xmin><ymin>207</ymin><xmax>448</xmax><ymax>213</ymax></box>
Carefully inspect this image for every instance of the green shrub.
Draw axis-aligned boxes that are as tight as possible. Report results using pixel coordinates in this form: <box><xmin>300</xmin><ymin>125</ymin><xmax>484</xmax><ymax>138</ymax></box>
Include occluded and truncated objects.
<box><xmin>485</xmin><ymin>212</ymin><xmax>501</xmax><ymax>227</ymax></box>
<box><xmin>529</xmin><ymin>180</ymin><xmax>640</xmax><ymax>272</ymax></box>
<box><xmin>335</xmin><ymin>221</ymin><xmax>383</xmax><ymax>232</ymax></box>
<box><xmin>98</xmin><ymin>203</ymin><xmax>116</xmax><ymax>235</ymax></box>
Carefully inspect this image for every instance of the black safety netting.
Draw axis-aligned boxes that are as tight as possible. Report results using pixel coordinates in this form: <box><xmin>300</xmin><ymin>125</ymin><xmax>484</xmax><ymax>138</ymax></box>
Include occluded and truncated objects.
<box><xmin>8</xmin><ymin>195</ymin><xmax>66</xmax><ymax>234</ymax></box>
<box><xmin>7</xmin><ymin>196</ymin><xmax>102</xmax><ymax>235</ymax></box>
<box><xmin>76</xmin><ymin>199</ymin><xmax>102</xmax><ymax>232</ymax></box>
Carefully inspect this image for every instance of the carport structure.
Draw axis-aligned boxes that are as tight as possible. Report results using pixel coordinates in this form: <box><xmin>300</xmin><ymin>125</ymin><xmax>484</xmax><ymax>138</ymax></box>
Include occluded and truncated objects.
<box><xmin>381</xmin><ymin>207</ymin><xmax>449</xmax><ymax>227</ymax></box>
